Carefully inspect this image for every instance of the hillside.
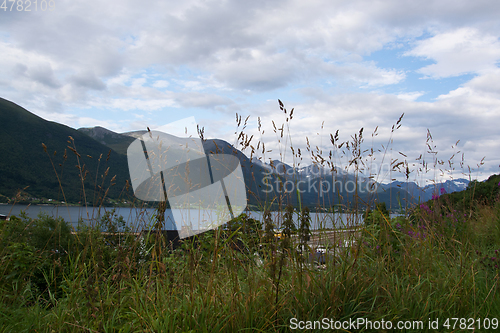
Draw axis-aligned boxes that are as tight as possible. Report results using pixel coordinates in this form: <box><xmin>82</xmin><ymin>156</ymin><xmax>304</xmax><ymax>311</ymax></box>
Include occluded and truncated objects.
<box><xmin>0</xmin><ymin>98</ymin><xmax>133</xmax><ymax>204</ymax></box>
<box><xmin>77</xmin><ymin>127</ymin><xmax>135</xmax><ymax>155</ymax></box>
<box><xmin>441</xmin><ymin>173</ymin><xmax>500</xmax><ymax>210</ymax></box>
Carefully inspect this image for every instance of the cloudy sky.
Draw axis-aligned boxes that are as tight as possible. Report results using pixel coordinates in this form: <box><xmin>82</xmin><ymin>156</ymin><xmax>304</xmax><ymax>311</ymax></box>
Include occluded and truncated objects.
<box><xmin>1</xmin><ymin>0</ymin><xmax>499</xmax><ymax>184</ymax></box>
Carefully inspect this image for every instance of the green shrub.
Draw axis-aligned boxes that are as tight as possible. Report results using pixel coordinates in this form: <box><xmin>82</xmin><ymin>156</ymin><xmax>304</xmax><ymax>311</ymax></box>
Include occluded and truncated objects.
<box><xmin>364</xmin><ymin>202</ymin><xmax>390</xmax><ymax>226</ymax></box>
<box><xmin>0</xmin><ymin>212</ymin><xmax>74</xmax><ymax>303</ymax></box>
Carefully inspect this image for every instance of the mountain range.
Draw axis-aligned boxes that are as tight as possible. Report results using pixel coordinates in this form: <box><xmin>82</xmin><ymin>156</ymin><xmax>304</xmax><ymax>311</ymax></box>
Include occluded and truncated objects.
<box><xmin>249</xmin><ymin>158</ymin><xmax>470</xmax><ymax>208</ymax></box>
<box><xmin>0</xmin><ymin>97</ymin><xmax>470</xmax><ymax>210</ymax></box>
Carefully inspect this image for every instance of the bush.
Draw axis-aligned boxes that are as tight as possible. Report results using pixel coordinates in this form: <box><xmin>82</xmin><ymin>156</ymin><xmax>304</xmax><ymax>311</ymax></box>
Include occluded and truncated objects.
<box><xmin>364</xmin><ymin>202</ymin><xmax>389</xmax><ymax>226</ymax></box>
<box><xmin>0</xmin><ymin>212</ymin><xmax>74</xmax><ymax>302</ymax></box>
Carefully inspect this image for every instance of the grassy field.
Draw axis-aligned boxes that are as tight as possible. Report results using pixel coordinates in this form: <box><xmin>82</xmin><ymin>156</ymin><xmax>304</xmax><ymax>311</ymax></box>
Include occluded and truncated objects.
<box><xmin>1</xmin><ymin>192</ymin><xmax>499</xmax><ymax>332</ymax></box>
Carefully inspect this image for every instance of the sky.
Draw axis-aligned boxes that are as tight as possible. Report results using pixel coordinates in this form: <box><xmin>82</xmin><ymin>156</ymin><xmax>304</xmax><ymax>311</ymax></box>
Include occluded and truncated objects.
<box><xmin>1</xmin><ymin>0</ymin><xmax>500</xmax><ymax>185</ymax></box>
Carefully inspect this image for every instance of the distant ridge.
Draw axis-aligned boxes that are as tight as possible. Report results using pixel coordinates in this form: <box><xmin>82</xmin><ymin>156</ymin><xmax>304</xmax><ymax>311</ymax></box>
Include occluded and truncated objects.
<box><xmin>78</xmin><ymin>126</ymin><xmax>134</xmax><ymax>155</ymax></box>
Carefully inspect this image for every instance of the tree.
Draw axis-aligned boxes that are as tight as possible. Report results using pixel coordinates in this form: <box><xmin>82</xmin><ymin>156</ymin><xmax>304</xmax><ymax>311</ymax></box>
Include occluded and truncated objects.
<box><xmin>298</xmin><ymin>206</ymin><xmax>311</xmax><ymax>250</ymax></box>
<box><xmin>225</xmin><ymin>213</ymin><xmax>262</xmax><ymax>253</ymax></box>
<box><xmin>281</xmin><ymin>204</ymin><xmax>295</xmax><ymax>253</ymax></box>
<box><xmin>263</xmin><ymin>210</ymin><xmax>275</xmax><ymax>248</ymax></box>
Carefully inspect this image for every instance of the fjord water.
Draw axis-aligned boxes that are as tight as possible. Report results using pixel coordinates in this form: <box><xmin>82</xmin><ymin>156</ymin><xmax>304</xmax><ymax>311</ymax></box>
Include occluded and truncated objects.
<box><xmin>0</xmin><ymin>204</ymin><xmax>364</xmax><ymax>230</ymax></box>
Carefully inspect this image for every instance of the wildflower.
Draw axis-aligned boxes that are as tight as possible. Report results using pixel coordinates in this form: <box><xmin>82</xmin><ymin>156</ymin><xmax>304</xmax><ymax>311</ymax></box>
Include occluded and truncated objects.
<box><xmin>440</xmin><ymin>187</ymin><xmax>446</xmax><ymax>195</ymax></box>
<box><xmin>420</xmin><ymin>203</ymin><xmax>432</xmax><ymax>214</ymax></box>
<box><xmin>432</xmin><ymin>193</ymin><xmax>439</xmax><ymax>200</ymax></box>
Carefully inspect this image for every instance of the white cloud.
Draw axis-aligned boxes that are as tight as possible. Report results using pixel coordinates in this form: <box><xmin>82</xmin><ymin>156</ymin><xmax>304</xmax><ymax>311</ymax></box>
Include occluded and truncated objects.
<box><xmin>102</xmin><ymin>97</ymin><xmax>177</xmax><ymax>112</ymax></box>
<box><xmin>406</xmin><ymin>27</ymin><xmax>500</xmax><ymax>78</ymax></box>
<box><xmin>174</xmin><ymin>79</ymin><xmax>204</xmax><ymax>91</ymax></box>
<box><xmin>152</xmin><ymin>80</ymin><xmax>169</xmax><ymax>88</ymax></box>
<box><xmin>212</xmin><ymin>51</ymin><xmax>298</xmax><ymax>91</ymax></box>
<box><xmin>69</xmin><ymin>72</ymin><xmax>106</xmax><ymax>90</ymax></box>
<box><xmin>173</xmin><ymin>92</ymin><xmax>234</xmax><ymax>109</ymax></box>
<box><xmin>77</xmin><ymin>117</ymin><xmax>119</xmax><ymax>130</ymax></box>
<box><xmin>397</xmin><ymin>92</ymin><xmax>424</xmax><ymax>101</ymax></box>
<box><xmin>131</xmin><ymin>78</ymin><xmax>147</xmax><ymax>87</ymax></box>
<box><xmin>106</xmin><ymin>73</ymin><xmax>132</xmax><ymax>86</ymax></box>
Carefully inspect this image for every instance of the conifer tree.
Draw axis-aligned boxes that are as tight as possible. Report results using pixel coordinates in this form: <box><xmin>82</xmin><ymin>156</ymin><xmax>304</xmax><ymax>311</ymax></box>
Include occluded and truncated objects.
<box><xmin>281</xmin><ymin>204</ymin><xmax>295</xmax><ymax>253</ymax></box>
<box><xmin>298</xmin><ymin>206</ymin><xmax>311</xmax><ymax>254</ymax></box>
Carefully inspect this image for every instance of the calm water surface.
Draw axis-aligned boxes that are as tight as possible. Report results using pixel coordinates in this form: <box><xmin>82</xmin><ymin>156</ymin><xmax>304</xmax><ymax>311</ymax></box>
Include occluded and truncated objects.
<box><xmin>0</xmin><ymin>204</ymin><xmax>364</xmax><ymax>230</ymax></box>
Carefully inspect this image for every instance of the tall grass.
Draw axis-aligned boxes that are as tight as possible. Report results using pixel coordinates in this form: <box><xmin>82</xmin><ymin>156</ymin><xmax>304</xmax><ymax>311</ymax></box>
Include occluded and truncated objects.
<box><xmin>0</xmin><ymin>102</ymin><xmax>499</xmax><ymax>332</ymax></box>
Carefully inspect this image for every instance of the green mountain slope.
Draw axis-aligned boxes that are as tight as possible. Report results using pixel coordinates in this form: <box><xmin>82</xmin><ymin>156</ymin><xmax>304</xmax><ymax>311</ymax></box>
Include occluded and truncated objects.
<box><xmin>0</xmin><ymin>98</ymin><xmax>133</xmax><ymax>204</ymax></box>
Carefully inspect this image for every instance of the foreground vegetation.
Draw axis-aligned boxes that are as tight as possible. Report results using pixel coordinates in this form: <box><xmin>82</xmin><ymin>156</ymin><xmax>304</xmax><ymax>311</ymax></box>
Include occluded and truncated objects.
<box><xmin>0</xmin><ymin>174</ymin><xmax>499</xmax><ymax>332</ymax></box>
